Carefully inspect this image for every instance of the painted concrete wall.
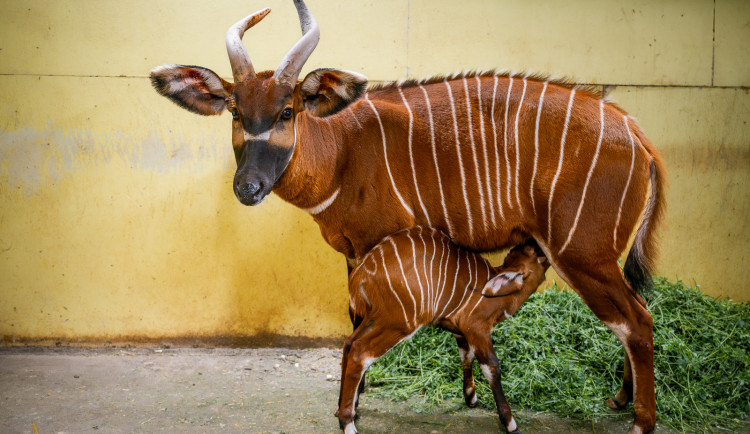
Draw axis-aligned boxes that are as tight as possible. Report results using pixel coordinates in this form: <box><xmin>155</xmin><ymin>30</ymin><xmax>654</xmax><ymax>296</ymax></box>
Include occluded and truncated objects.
<box><xmin>1</xmin><ymin>0</ymin><xmax>748</xmax><ymax>343</ymax></box>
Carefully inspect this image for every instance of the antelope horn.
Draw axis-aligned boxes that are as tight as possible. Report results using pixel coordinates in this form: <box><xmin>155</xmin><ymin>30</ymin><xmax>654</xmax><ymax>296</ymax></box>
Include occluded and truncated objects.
<box><xmin>226</xmin><ymin>7</ymin><xmax>271</xmax><ymax>83</ymax></box>
<box><xmin>273</xmin><ymin>0</ymin><xmax>320</xmax><ymax>86</ymax></box>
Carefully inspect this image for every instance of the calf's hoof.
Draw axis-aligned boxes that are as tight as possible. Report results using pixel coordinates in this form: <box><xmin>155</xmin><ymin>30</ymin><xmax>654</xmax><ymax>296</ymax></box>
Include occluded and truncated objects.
<box><xmin>605</xmin><ymin>397</ymin><xmax>628</xmax><ymax>410</ymax></box>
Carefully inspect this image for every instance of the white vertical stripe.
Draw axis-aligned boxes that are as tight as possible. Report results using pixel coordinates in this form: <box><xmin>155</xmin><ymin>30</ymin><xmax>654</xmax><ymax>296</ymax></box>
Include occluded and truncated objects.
<box><xmin>560</xmin><ymin>100</ymin><xmax>605</xmax><ymax>254</ymax></box>
<box><xmin>435</xmin><ymin>236</ymin><xmax>452</xmax><ymax>318</ymax></box>
<box><xmin>491</xmin><ymin>75</ymin><xmax>506</xmax><ymax>221</ymax></box>
<box><xmin>476</xmin><ymin>76</ymin><xmax>496</xmax><ymax>227</ymax></box>
<box><xmin>388</xmin><ymin>238</ymin><xmax>419</xmax><ymax>326</ymax></box>
<box><xmin>530</xmin><ymin>82</ymin><xmax>548</xmax><ymax>215</ymax></box>
<box><xmin>427</xmin><ymin>231</ymin><xmax>438</xmax><ymax>316</ymax></box>
<box><xmin>365</xmin><ymin>94</ymin><xmax>414</xmax><ymax>217</ymax></box>
<box><xmin>444</xmin><ymin>249</ymin><xmax>472</xmax><ymax>320</ymax></box>
<box><xmin>444</xmin><ymin>80</ymin><xmax>474</xmax><ymax>238</ymax></box>
<box><xmin>347</xmin><ymin>107</ymin><xmax>363</xmax><ymax>129</ymax></box>
<box><xmin>419</xmin><ymin>85</ymin><xmax>455</xmax><ymax>238</ymax></box>
<box><xmin>614</xmin><ymin>115</ymin><xmax>637</xmax><ymax>251</ymax></box>
<box><xmin>504</xmin><ymin>76</ymin><xmax>514</xmax><ymax>208</ymax></box>
<box><xmin>417</xmin><ymin>228</ymin><xmax>429</xmax><ymax>314</ymax></box>
<box><xmin>463</xmin><ymin>77</ymin><xmax>488</xmax><ymax>232</ymax></box>
<box><xmin>407</xmin><ymin>231</ymin><xmax>427</xmax><ymax>314</ymax></box>
<box><xmin>398</xmin><ymin>86</ymin><xmax>432</xmax><ymax>227</ymax></box>
<box><xmin>547</xmin><ymin>89</ymin><xmax>576</xmax><ymax>244</ymax></box>
<box><xmin>376</xmin><ymin>246</ymin><xmax>410</xmax><ymax>328</ymax></box>
<box><xmin>450</xmin><ymin>253</ymin><xmax>480</xmax><ymax>318</ymax></box>
<box><xmin>513</xmin><ymin>78</ymin><xmax>528</xmax><ymax>210</ymax></box>
<box><xmin>437</xmin><ymin>247</ymin><xmax>462</xmax><ymax>319</ymax></box>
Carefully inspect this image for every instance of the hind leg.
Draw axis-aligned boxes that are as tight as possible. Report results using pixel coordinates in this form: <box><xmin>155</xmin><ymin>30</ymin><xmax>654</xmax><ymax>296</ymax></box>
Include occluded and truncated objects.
<box><xmin>454</xmin><ymin>333</ymin><xmax>478</xmax><ymax>407</ymax></box>
<box><xmin>556</xmin><ymin>259</ymin><xmax>656</xmax><ymax>434</ymax></box>
<box><xmin>606</xmin><ymin>354</ymin><xmax>633</xmax><ymax>410</ymax></box>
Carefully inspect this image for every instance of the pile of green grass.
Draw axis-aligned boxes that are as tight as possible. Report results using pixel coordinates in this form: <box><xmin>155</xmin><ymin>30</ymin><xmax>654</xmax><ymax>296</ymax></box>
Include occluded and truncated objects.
<box><xmin>366</xmin><ymin>277</ymin><xmax>750</xmax><ymax>431</ymax></box>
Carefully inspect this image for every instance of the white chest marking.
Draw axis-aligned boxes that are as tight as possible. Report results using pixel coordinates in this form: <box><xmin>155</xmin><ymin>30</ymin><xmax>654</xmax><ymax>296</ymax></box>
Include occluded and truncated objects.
<box><xmin>302</xmin><ymin>187</ymin><xmax>340</xmax><ymax>215</ymax></box>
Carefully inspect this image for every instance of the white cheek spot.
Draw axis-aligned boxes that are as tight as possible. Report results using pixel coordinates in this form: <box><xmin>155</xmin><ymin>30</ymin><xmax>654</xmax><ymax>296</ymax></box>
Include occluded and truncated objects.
<box><xmin>243</xmin><ymin>128</ymin><xmax>272</xmax><ymax>142</ymax></box>
<box><xmin>507</xmin><ymin>417</ymin><xmax>517</xmax><ymax>432</ymax></box>
<box><xmin>503</xmin><ymin>310</ymin><xmax>512</xmax><ymax>319</ymax></box>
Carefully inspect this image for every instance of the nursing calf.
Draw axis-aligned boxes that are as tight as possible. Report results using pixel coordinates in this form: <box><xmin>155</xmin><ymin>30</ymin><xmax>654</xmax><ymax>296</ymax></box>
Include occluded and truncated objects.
<box><xmin>339</xmin><ymin>227</ymin><xmax>549</xmax><ymax>433</ymax></box>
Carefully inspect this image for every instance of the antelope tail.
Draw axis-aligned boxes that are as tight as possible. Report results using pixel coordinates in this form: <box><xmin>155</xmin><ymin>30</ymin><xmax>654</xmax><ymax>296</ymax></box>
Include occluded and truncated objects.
<box><xmin>623</xmin><ymin>129</ymin><xmax>667</xmax><ymax>294</ymax></box>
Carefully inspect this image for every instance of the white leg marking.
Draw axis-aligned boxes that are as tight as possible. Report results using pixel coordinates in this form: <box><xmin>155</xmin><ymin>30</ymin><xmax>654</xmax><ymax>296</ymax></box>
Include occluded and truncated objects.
<box><xmin>507</xmin><ymin>417</ymin><xmax>518</xmax><ymax>432</ymax></box>
<box><xmin>476</xmin><ymin>75</ymin><xmax>496</xmax><ymax>227</ymax></box>
<box><xmin>399</xmin><ymin>86</ymin><xmax>432</xmax><ymax>227</ymax></box>
<box><xmin>491</xmin><ymin>75</ymin><xmax>506</xmax><ymax>221</ymax></box>
<box><xmin>560</xmin><ymin>100</ymin><xmax>605</xmax><ymax>255</ymax></box>
<box><xmin>344</xmin><ymin>422</ymin><xmax>357</xmax><ymax>434</ymax></box>
<box><xmin>530</xmin><ymin>81</ymin><xmax>548</xmax><ymax>215</ymax></box>
<box><xmin>504</xmin><ymin>76</ymin><xmax>514</xmax><ymax>208</ymax></box>
<box><xmin>513</xmin><ymin>78</ymin><xmax>528</xmax><ymax>210</ymax></box>
<box><xmin>376</xmin><ymin>246</ymin><xmax>411</xmax><ymax>328</ymax></box>
<box><xmin>419</xmin><ymin>85</ymin><xmax>455</xmax><ymax>238</ymax></box>
<box><xmin>445</xmin><ymin>80</ymin><xmax>474</xmax><ymax>239</ymax></box>
<box><xmin>480</xmin><ymin>363</ymin><xmax>494</xmax><ymax>383</ymax></box>
<box><xmin>463</xmin><ymin>77</ymin><xmax>489</xmax><ymax>233</ymax></box>
<box><xmin>605</xmin><ymin>321</ymin><xmax>637</xmax><ymax>409</ymax></box>
<box><xmin>547</xmin><ymin>89</ymin><xmax>576</xmax><ymax>244</ymax></box>
<box><xmin>302</xmin><ymin>187</ymin><xmax>340</xmax><ymax>215</ymax></box>
<box><xmin>614</xmin><ymin>115</ymin><xmax>637</xmax><ymax>252</ymax></box>
<box><xmin>388</xmin><ymin>239</ymin><xmax>419</xmax><ymax>326</ymax></box>
<box><xmin>365</xmin><ymin>94</ymin><xmax>414</xmax><ymax>217</ymax></box>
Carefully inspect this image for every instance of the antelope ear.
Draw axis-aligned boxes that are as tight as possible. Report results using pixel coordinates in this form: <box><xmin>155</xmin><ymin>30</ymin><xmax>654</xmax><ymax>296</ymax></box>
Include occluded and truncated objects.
<box><xmin>299</xmin><ymin>68</ymin><xmax>368</xmax><ymax>117</ymax></box>
<box><xmin>482</xmin><ymin>272</ymin><xmax>524</xmax><ymax>297</ymax></box>
<box><xmin>150</xmin><ymin>64</ymin><xmax>233</xmax><ymax>116</ymax></box>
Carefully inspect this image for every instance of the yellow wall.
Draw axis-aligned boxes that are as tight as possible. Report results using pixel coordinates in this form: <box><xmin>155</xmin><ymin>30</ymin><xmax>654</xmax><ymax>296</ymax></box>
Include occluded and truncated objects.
<box><xmin>1</xmin><ymin>0</ymin><xmax>748</xmax><ymax>343</ymax></box>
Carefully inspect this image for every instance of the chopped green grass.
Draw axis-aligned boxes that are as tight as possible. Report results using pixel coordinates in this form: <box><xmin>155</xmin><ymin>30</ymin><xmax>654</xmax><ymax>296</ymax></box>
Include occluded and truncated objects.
<box><xmin>366</xmin><ymin>277</ymin><xmax>750</xmax><ymax>431</ymax></box>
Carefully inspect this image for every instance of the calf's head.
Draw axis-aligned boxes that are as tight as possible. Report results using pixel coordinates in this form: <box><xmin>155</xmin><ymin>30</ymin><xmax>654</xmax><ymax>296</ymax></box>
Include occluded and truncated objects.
<box><xmin>150</xmin><ymin>0</ymin><xmax>367</xmax><ymax>205</ymax></box>
<box><xmin>482</xmin><ymin>240</ymin><xmax>549</xmax><ymax>297</ymax></box>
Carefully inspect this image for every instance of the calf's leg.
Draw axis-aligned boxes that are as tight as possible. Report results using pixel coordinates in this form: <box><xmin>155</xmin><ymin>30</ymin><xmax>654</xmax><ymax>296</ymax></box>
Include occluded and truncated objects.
<box><xmin>465</xmin><ymin>330</ymin><xmax>520</xmax><ymax>434</ymax></box>
<box><xmin>338</xmin><ymin>325</ymin><xmax>414</xmax><ymax>433</ymax></box>
<box><xmin>454</xmin><ymin>333</ymin><xmax>478</xmax><ymax>407</ymax></box>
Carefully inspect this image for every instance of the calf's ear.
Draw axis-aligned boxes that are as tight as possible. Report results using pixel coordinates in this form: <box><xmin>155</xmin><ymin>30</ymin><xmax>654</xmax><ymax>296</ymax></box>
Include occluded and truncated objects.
<box><xmin>150</xmin><ymin>65</ymin><xmax>233</xmax><ymax>116</ymax></box>
<box><xmin>299</xmin><ymin>68</ymin><xmax>368</xmax><ymax>117</ymax></box>
<box><xmin>482</xmin><ymin>271</ymin><xmax>524</xmax><ymax>297</ymax></box>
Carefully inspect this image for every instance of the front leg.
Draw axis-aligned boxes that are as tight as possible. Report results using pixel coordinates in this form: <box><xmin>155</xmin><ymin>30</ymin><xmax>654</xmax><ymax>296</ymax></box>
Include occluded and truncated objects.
<box><xmin>454</xmin><ymin>333</ymin><xmax>478</xmax><ymax>407</ymax></box>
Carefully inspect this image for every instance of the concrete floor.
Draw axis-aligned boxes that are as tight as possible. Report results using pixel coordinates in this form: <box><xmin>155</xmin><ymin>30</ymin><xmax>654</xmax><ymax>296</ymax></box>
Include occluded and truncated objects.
<box><xmin>0</xmin><ymin>346</ymin><xmax>662</xmax><ymax>433</ymax></box>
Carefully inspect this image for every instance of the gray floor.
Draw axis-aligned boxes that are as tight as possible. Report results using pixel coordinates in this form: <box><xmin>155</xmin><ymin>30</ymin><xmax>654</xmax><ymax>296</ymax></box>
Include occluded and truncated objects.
<box><xmin>0</xmin><ymin>346</ymin><xmax>659</xmax><ymax>433</ymax></box>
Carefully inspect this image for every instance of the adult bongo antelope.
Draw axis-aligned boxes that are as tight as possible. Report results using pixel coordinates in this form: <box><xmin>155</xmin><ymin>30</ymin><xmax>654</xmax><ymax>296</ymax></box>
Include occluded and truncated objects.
<box><xmin>341</xmin><ymin>227</ymin><xmax>549</xmax><ymax>433</ymax></box>
<box><xmin>150</xmin><ymin>1</ymin><xmax>666</xmax><ymax>433</ymax></box>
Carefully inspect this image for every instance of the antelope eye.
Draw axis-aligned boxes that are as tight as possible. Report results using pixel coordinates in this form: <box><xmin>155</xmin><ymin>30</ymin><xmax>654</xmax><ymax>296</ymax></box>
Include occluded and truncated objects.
<box><xmin>281</xmin><ymin>107</ymin><xmax>293</xmax><ymax>120</ymax></box>
<box><xmin>230</xmin><ymin>108</ymin><xmax>240</xmax><ymax>121</ymax></box>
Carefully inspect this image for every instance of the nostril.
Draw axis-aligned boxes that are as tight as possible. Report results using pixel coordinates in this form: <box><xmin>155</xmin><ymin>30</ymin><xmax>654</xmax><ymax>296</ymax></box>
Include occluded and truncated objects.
<box><xmin>237</xmin><ymin>181</ymin><xmax>263</xmax><ymax>200</ymax></box>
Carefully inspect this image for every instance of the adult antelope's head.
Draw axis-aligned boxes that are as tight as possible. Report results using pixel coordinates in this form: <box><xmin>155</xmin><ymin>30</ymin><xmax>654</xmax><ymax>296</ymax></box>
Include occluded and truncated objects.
<box><xmin>150</xmin><ymin>0</ymin><xmax>367</xmax><ymax>205</ymax></box>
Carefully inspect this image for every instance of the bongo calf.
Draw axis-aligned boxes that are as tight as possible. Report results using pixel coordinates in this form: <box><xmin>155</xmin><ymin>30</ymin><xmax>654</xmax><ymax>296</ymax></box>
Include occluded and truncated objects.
<box><xmin>338</xmin><ymin>227</ymin><xmax>549</xmax><ymax>433</ymax></box>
